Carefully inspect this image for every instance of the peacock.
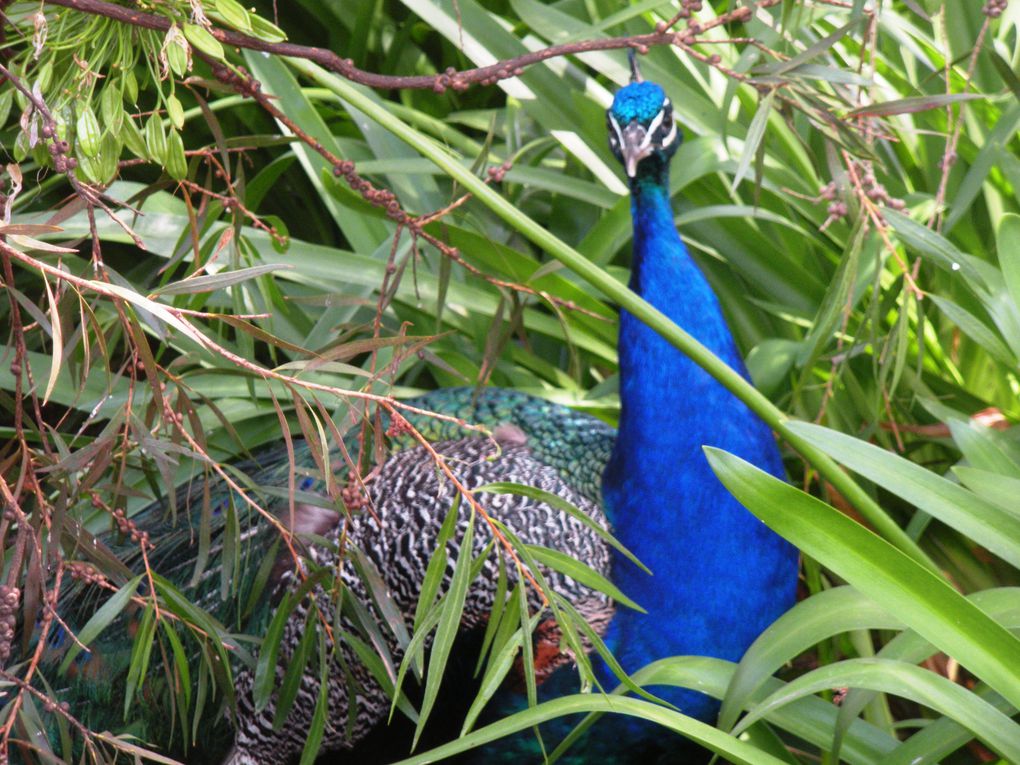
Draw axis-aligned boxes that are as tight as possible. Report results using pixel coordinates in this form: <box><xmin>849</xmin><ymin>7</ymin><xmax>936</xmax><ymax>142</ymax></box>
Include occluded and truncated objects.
<box><xmin>33</xmin><ymin>58</ymin><xmax>798</xmax><ymax>765</ymax></box>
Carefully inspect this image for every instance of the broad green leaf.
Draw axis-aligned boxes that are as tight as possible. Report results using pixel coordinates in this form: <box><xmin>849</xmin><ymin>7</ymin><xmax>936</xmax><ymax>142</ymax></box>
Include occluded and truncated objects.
<box><xmin>788</xmin><ymin>421</ymin><xmax>1020</xmax><ymax>568</ymax></box>
<box><xmin>732</xmin><ymin>658</ymin><xmax>1020</xmax><ymax>762</ymax></box>
<box><xmin>929</xmin><ymin>295</ymin><xmax>1015</xmax><ymax>367</ymax></box>
<box><xmin>719</xmin><ymin>586</ymin><xmax>903</xmax><ymax>730</ymax></box>
<box><xmin>706</xmin><ymin>447</ymin><xmax>1020</xmax><ymax>712</ymax></box>
<box><xmin>392</xmin><ymin>694</ymin><xmax>790</xmax><ymax>765</ymax></box>
<box><xmin>998</xmin><ymin>213</ymin><xmax>1020</xmax><ymax>314</ymax></box>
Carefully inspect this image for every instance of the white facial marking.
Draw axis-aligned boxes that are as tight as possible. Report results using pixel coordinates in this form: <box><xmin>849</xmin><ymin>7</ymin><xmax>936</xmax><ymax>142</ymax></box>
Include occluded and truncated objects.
<box><xmin>641</xmin><ymin>108</ymin><xmax>666</xmax><ymax>151</ymax></box>
<box><xmin>608</xmin><ymin>114</ymin><xmax>625</xmax><ymax>147</ymax></box>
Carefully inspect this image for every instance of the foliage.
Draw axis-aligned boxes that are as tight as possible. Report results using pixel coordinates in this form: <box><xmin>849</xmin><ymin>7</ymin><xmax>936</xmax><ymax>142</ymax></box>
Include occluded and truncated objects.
<box><xmin>1</xmin><ymin>0</ymin><xmax>1019</xmax><ymax>763</ymax></box>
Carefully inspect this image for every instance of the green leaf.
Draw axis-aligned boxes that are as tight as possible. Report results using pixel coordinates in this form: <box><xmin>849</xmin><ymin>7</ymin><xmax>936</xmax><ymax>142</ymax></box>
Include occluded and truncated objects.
<box><xmin>626</xmin><ymin>657</ymin><xmax>898</xmax><ymax>764</ymax></box>
<box><xmin>124</xmin><ymin>603</ymin><xmax>157</xmax><ymax>717</ymax></box>
<box><xmin>391</xmin><ymin>693</ymin><xmax>791</xmax><ymax>765</ymax></box>
<box><xmin>462</xmin><ymin>585</ymin><xmax>527</xmax><ymax>734</ymax></box>
<box><xmin>731</xmin><ymin>90</ymin><xmax>774</xmax><ymax>192</ymax></box>
<box><xmin>953</xmin><ymin>467</ymin><xmax>1020</xmax><ymax>518</ymax></box>
<box><xmin>845</xmin><ymin>92</ymin><xmax>985</xmax><ymax>117</ymax></box>
<box><xmin>705</xmin><ymin>447</ymin><xmax>1020</xmax><ymax>712</ymax></box>
<box><xmin>59</xmin><ymin>575</ymin><xmax>144</xmax><ymax>674</ymax></box>
<box><xmin>298</xmin><ymin>631</ymin><xmax>331</xmax><ymax>765</ymax></box>
<box><xmin>253</xmin><ymin>590</ymin><xmax>298</xmax><ymax>712</ymax></box>
<box><xmin>413</xmin><ymin>508</ymin><xmax>475</xmax><ymax>747</ymax></box>
<box><xmin>929</xmin><ymin>295</ymin><xmax>1015</xmax><ymax>367</ymax></box>
<box><xmin>413</xmin><ymin>495</ymin><xmax>459</xmax><ymax>634</ymax></box>
<box><xmin>153</xmin><ymin>264</ymin><xmax>293</xmax><ymax>296</ymax></box>
<box><xmin>524</xmin><ymin>544</ymin><xmax>644</xmax><ymax>612</ymax></box>
<box><xmin>719</xmin><ymin>586</ymin><xmax>903</xmax><ymax>730</ymax></box>
<box><xmin>885</xmin><ymin>209</ymin><xmax>994</xmax><ymax>291</ymax></box>
<box><xmin>732</xmin><ymin>658</ymin><xmax>1020</xmax><ymax>762</ymax></box>
<box><xmin>789</xmin><ymin>421</ymin><xmax>1020</xmax><ymax>568</ymax></box>
<box><xmin>997</xmin><ymin>214</ymin><xmax>1020</xmax><ymax>314</ymax></box>
<box><xmin>272</xmin><ymin>610</ymin><xmax>317</xmax><ymax>730</ymax></box>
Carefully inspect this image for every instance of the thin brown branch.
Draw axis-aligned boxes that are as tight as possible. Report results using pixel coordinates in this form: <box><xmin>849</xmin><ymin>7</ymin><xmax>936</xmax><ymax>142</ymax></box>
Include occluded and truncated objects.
<box><xmin>931</xmin><ymin>14</ymin><xmax>992</xmax><ymax>231</ymax></box>
<box><xmin>383</xmin><ymin>407</ymin><xmax>546</xmax><ymax>598</ymax></box>
<box><xmin>44</xmin><ymin>0</ymin><xmax>780</xmax><ymax>92</ymax></box>
<box><xmin>0</xmin><ymin>239</ymin><xmax>490</xmax><ymax>434</ymax></box>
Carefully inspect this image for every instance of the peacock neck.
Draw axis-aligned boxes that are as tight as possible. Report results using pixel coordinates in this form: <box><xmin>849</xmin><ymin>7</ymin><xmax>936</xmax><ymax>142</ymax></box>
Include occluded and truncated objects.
<box><xmin>598</xmin><ymin>169</ymin><xmax>795</xmax><ymax>724</ymax></box>
<box><xmin>612</xmin><ymin>171</ymin><xmax>753</xmax><ymax>473</ymax></box>
<box><xmin>625</xmin><ymin>171</ymin><xmax>749</xmax><ymax>375</ymax></box>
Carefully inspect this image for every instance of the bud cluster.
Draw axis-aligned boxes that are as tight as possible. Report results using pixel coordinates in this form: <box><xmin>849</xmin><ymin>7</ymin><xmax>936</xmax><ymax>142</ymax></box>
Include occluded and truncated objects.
<box><xmin>984</xmin><ymin>0</ymin><xmax>1009</xmax><ymax>18</ymax></box>
<box><xmin>0</xmin><ymin>586</ymin><xmax>20</xmax><ymax>663</ymax></box>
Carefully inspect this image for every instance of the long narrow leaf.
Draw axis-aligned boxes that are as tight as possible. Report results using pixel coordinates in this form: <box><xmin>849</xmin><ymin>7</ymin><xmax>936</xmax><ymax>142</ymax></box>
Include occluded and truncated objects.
<box><xmin>705</xmin><ymin>447</ymin><xmax>1020</xmax><ymax>711</ymax></box>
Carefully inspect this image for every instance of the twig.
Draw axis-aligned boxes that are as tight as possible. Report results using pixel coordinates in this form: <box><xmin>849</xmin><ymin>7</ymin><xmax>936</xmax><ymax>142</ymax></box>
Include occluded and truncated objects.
<box><xmin>43</xmin><ymin>0</ymin><xmax>781</xmax><ymax>93</ymax></box>
<box><xmin>0</xmin><ymin>239</ymin><xmax>491</xmax><ymax>434</ymax></box>
<box><xmin>930</xmin><ymin>13</ymin><xmax>992</xmax><ymax>231</ymax></box>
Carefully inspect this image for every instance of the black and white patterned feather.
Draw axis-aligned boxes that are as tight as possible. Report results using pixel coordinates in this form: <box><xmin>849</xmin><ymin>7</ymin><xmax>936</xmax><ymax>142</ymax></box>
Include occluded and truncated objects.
<box><xmin>225</xmin><ymin>432</ymin><xmax>613</xmax><ymax>765</ymax></box>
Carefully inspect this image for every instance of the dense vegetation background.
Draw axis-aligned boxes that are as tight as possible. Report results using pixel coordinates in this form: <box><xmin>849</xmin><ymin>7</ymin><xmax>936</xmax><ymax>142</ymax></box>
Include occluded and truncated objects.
<box><xmin>1</xmin><ymin>0</ymin><xmax>1019</xmax><ymax>763</ymax></box>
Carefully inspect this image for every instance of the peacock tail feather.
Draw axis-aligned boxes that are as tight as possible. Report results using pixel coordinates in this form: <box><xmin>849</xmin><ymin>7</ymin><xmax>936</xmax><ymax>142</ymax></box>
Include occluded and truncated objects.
<box><xmin>34</xmin><ymin>388</ymin><xmax>617</xmax><ymax>763</ymax></box>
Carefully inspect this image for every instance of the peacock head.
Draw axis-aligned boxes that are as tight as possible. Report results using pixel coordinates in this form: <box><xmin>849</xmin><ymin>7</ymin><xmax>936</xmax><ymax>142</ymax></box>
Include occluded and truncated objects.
<box><xmin>607</xmin><ymin>53</ymin><xmax>681</xmax><ymax>180</ymax></box>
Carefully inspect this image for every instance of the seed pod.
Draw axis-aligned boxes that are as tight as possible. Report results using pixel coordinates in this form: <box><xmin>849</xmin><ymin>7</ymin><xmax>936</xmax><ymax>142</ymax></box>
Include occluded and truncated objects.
<box><xmin>100</xmin><ymin>82</ymin><xmax>123</xmax><ymax>133</ymax></box>
<box><xmin>32</xmin><ymin>140</ymin><xmax>51</xmax><ymax>168</ymax></box>
<box><xmin>122</xmin><ymin>69</ymin><xmax>138</xmax><ymax>105</ymax></box>
<box><xmin>166</xmin><ymin>94</ymin><xmax>185</xmax><ymax>131</ymax></box>
<box><xmin>164</xmin><ymin>129</ymin><xmax>187</xmax><ymax>181</ymax></box>
<box><xmin>249</xmin><ymin>13</ymin><xmax>287</xmax><ymax>42</ymax></box>
<box><xmin>145</xmin><ymin>114</ymin><xmax>167</xmax><ymax>165</ymax></box>
<box><xmin>166</xmin><ymin>37</ymin><xmax>189</xmax><ymax>77</ymax></box>
<box><xmin>97</xmin><ymin>132</ymin><xmax>121</xmax><ymax>184</ymax></box>
<box><xmin>13</xmin><ymin>130</ymin><xmax>29</xmax><ymax>162</ymax></box>
<box><xmin>119</xmin><ymin>114</ymin><xmax>147</xmax><ymax>159</ymax></box>
<box><xmin>76</xmin><ymin>145</ymin><xmax>103</xmax><ymax>184</ymax></box>
<box><xmin>215</xmin><ymin>0</ymin><xmax>253</xmax><ymax>32</ymax></box>
<box><xmin>183</xmin><ymin>23</ymin><xmax>225</xmax><ymax>60</ymax></box>
<box><xmin>53</xmin><ymin>108</ymin><xmax>69</xmax><ymax>142</ymax></box>
<box><xmin>76</xmin><ymin>105</ymin><xmax>101</xmax><ymax>158</ymax></box>
<box><xmin>35</xmin><ymin>60</ymin><xmax>53</xmax><ymax>92</ymax></box>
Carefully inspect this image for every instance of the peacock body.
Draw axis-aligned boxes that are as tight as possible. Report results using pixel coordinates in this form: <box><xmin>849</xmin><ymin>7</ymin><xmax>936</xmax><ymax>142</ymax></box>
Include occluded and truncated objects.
<box><xmin>227</xmin><ymin>394</ymin><xmax>618</xmax><ymax>764</ymax></box>
<box><xmin>35</xmin><ymin>69</ymin><xmax>797</xmax><ymax>765</ymax></box>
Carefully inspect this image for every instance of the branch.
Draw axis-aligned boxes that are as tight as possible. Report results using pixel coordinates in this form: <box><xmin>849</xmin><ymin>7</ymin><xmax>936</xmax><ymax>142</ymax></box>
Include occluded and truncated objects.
<box><xmin>44</xmin><ymin>0</ymin><xmax>779</xmax><ymax>92</ymax></box>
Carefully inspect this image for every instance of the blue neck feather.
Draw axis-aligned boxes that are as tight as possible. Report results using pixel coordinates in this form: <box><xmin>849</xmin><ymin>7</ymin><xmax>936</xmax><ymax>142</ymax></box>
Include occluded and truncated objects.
<box><xmin>598</xmin><ymin>168</ymin><xmax>797</xmax><ymax>724</ymax></box>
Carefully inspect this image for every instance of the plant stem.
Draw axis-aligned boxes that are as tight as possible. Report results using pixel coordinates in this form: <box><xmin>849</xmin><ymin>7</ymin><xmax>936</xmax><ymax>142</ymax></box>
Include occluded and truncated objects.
<box><xmin>296</xmin><ymin>59</ymin><xmax>940</xmax><ymax>576</ymax></box>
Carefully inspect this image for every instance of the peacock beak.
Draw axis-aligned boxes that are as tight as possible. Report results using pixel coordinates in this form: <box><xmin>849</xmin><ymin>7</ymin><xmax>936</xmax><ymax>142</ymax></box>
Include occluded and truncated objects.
<box><xmin>621</xmin><ymin>121</ymin><xmax>652</xmax><ymax>178</ymax></box>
